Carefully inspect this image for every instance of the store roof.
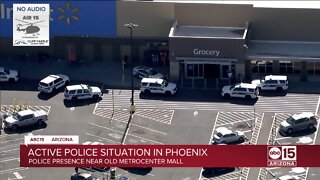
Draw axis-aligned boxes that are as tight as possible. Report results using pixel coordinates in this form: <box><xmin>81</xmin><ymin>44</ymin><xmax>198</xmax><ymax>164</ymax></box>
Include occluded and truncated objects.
<box><xmin>171</xmin><ymin>25</ymin><xmax>246</xmax><ymax>39</ymax></box>
<box><xmin>246</xmin><ymin>40</ymin><xmax>320</xmax><ymax>61</ymax></box>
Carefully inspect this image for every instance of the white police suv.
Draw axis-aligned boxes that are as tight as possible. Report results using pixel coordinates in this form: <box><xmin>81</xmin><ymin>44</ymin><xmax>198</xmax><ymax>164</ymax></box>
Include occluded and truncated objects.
<box><xmin>221</xmin><ymin>83</ymin><xmax>258</xmax><ymax>99</ymax></box>
<box><xmin>140</xmin><ymin>78</ymin><xmax>177</xmax><ymax>95</ymax></box>
<box><xmin>64</xmin><ymin>84</ymin><xmax>102</xmax><ymax>101</ymax></box>
<box><xmin>251</xmin><ymin>75</ymin><xmax>288</xmax><ymax>91</ymax></box>
<box><xmin>0</xmin><ymin>67</ymin><xmax>19</xmax><ymax>82</ymax></box>
<box><xmin>38</xmin><ymin>74</ymin><xmax>70</xmax><ymax>93</ymax></box>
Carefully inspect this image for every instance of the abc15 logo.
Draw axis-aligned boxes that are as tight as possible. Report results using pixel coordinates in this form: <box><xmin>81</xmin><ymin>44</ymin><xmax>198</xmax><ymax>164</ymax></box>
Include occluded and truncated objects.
<box><xmin>268</xmin><ymin>146</ymin><xmax>297</xmax><ymax>161</ymax></box>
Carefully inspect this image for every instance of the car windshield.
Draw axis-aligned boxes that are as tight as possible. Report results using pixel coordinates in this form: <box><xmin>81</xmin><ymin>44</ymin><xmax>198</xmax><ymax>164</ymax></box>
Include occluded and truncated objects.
<box><xmin>162</xmin><ymin>80</ymin><xmax>169</xmax><ymax>87</ymax></box>
<box><xmin>260</xmin><ymin>76</ymin><xmax>266</xmax><ymax>82</ymax></box>
<box><xmin>216</xmin><ymin>132</ymin><xmax>223</xmax><ymax>137</ymax></box>
<box><xmin>148</xmin><ymin>69</ymin><xmax>158</xmax><ymax>75</ymax></box>
<box><xmin>286</xmin><ymin>116</ymin><xmax>295</xmax><ymax>125</ymax></box>
<box><xmin>12</xmin><ymin>113</ymin><xmax>22</xmax><ymax>120</ymax></box>
<box><xmin>4</xmin><ymin>68</ymin><xmax>10</xmax><ymax>74</ymax></box>
<box><xmin>39</xmin><ymin>82</ymin><xmax>48</xmax><ymax>87</ymax></box>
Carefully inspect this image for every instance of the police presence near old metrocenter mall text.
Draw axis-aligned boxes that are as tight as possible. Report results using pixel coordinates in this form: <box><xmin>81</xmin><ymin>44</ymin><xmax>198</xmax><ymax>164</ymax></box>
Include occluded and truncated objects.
<box><xmin>13</xmin><ymin>4</ymin><xmax>50</xmax><ymax>46</ymax></box>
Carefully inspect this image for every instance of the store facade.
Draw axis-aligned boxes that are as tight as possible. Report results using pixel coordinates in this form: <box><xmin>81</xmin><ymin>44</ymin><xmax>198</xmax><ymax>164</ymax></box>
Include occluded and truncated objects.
<box><xmin>169</xmin><ymin>22</ymin><xmax>248</xmax><ymax>84</ymax></box>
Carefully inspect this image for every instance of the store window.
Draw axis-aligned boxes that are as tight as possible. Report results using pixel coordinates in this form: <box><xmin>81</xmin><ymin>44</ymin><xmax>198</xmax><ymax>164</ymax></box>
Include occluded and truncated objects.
<box><xmin>279</xmin><ymin>61</ymin><xmax>301</xmax><ymax>74</ymax></box>
<box><xmin>186</xmin><ymin>64</ymin><xmax>204</xmax><ymax>78</ymax></box>
<box><xmin>307</xmin><ymin>62</ymin><xmax>320</xmax><ymax>75</ymax></box>
<box><xmin>251</xmin><ymin>60</ymin><xmax>273</xmax><ymax>74</ymax></box>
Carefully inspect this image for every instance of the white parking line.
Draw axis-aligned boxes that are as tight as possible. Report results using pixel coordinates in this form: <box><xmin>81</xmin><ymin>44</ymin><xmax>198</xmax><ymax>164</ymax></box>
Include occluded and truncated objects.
<box><xmin>94</xmin><ymin>113</ymin><xmax>167</xmax><ymax>135</ymax></box>
<box><xmin>198</xmin><ymin>112</ymin><xmax>220</xmax><ymax>180</ymax></box>
<box><xmin>89</xmin><ymin>123</ymin><xmax>163</xmax><ymax>145</ymax></box>
<box><xmin>13</xmin><ymin>172</ymin><xmax>23</xmax><ymax>179</ymax></box>
<box><xmin>217</xmin><ymin>118</ymin><xmax>255</xmax><ymax>127</ymax></box>
<box><xmin>0</xmin><ymin>157</ymin><xmax>19</xmax><ymax>162</ymax></box>
<box><xmin>0</xmin><ymin>167</ymin><xmax>28</xmax><ymax>175</ymax></box>
<box><xmin>85</xmin><ymin>133</ymin><xmax>119</xmax><ymax>144</ymax></box>
<box><xmin>0</xmin><ymin>148</ymin><xmax>19</xmax><ymax>153</ymax></box>
<box><xmin>306</xmin><ymin>96</ymin><xmax>320</xmax><ymax>180</ymax></box>
<box><xmin>0</xmin><ymin>138</ymin><xmax>24</xmax><ymax>144</ymax></box>
<box><xmin>274</xmin><ymin>136</ymin><xmax>294</xmax><ymax>141</ymax></box>
<box><xmin>0</xmin><ymin>143</ymin><xmax>20</xmax><ymax>150</ymax></box>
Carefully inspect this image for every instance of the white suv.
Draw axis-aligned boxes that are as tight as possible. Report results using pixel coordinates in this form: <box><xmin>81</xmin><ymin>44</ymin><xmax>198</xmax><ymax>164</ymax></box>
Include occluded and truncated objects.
<box><xmin>38</xmin><ymin>74</ymin><xmax>70</xmax><ymax>93</ymax></box>
<box><xmin>64</xmin><ymin>84</ymin><xmax>103</xmax><ymax>101</ymax></box>
<box><xmin>221</xmin><ymin>83</ymin><xmax>258</xmax><ymax>99</ymax></box>
<box><xmin>251</xmin><ymin>75</ymin><xmax>288</xmax><ymax>91</ymax></box>
<box><xmin>0</xmin><ymin>67</ymin><xmax>19</xmax><ymax>82</ymax></box>
<box><xmin>212</xmin><ymin>127</ymin><xmax>246</xmax><ymax>144</ymax></box>
<box><xmin>140</xmin><ymin>78</ymin><xmax>177</xmax><ymax>95</ymax></box>
<box><xmin>279</xmin><ymin>112</ymin><xmax>318</xmax><ymax>134</ymax></box>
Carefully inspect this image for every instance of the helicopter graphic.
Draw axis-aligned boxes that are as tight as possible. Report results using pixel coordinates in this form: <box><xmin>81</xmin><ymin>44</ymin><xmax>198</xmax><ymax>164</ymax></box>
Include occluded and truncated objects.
<box><xmin>15</xmin><ymin>19</ymin><xmax>47</xmax><ymax>36</ymax></box>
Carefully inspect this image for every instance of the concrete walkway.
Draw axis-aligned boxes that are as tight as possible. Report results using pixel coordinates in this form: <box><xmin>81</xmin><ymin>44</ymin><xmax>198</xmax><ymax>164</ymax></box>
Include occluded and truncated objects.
<box><xmin>1</xmin><ymin>58</ymin><xmax>320</xmax><ymax>94</ymax></box>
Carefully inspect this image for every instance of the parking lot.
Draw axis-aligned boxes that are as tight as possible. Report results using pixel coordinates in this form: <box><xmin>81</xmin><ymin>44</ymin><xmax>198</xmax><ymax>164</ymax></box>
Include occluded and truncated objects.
<box><xmin>1</xmin><ymin>88</ymin><xmax>320</xmax><ymax>180</ymax></box>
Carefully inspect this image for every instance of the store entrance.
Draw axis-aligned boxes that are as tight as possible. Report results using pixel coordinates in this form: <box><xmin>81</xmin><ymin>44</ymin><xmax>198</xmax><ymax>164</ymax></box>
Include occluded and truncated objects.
<box><xmin>184</xmin><ymin>63</ymin><xmax>234</xmax><ymax>79</ymax></box>
<box><xmin>204</xmin><ymin>64</ymin><xmax>220</xmax><ymax>79</ymax></box>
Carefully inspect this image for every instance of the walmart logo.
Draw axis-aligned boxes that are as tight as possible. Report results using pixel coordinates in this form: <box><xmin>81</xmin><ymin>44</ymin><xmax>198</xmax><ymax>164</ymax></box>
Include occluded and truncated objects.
<box><xmin>57</xmin><ymin>2</ymin><xmax>79</xmax><ymax>25</ymax></box>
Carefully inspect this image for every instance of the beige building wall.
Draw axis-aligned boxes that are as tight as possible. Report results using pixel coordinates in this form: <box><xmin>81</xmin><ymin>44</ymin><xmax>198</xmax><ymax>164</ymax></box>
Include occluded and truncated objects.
<box><xmin>174</xmin><ymin>3</ymin><xmax>253</xmax><ymax>27</ymax></box>
<box><xmin>116</xmin><ymin>1</ymin><xmax>175</xmax><ymax>37</ymax></box>
<box><xmin>249</xmin><ymin>8</ymin><xmax>320</xmax><ymax>41</ymax></box>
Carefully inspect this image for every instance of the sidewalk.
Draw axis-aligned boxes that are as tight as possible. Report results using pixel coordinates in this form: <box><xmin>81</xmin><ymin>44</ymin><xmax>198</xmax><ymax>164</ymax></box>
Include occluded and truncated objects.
<box><xmin>1</xmin><ymin>58</ymin><xmax>320</xmax><ymax>94</ymax></box>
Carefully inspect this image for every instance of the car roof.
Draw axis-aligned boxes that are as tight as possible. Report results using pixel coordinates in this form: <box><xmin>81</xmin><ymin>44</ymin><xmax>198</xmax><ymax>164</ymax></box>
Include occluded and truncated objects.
<box><xmin>74</xmin><ymin>172</ymin><xmax>92</xmax><ymax>178</ymax></box>
<box><xmin>66</xmin><ymin>84</ymin><xmax>89</xmax><ymax>91</ymax></box>
<box><xmin>291</xmin><ymin>112</ymin><xmax>314</xmax><ymax>120</ymax></box>
<box><xmin>265</xmin><ymin>75</ymin><xmax>287</xmax><ymax>81</ymax></box>
<box><xmin>134</xmin><ymin>66</ymin><xmax>151</xmax><ymax>70</ymax></box>
<box><xmin>141</xmin><ymin>78</ymin><xmax>164</xmax><ymax>84</ymax></box>
<box><xmin>215</xmin><ymin>127</ymin><xmax>233</xmax><ymax>135</ymax></box>
<box><xmin>17</xmin><ymin>109</ymin><xmax>34</xmax><ymax>116</ymax></box>
<box><xmin>235</xmin><ymin>83</ymin><xmax>257</xmax><ymax>89</ymax></box>
<box><xmin>40</xmin><ymin>75</ymin><xmax>61</xmax><ymax>84</ymax></box>
<box><xmin>277</xmin><ymin>175</ymin><xmax>298</xmax><ymax>180</ymax></box>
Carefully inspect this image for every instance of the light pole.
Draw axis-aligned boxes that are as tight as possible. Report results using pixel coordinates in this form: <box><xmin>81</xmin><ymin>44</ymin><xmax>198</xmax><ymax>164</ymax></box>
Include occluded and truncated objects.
<box><xmin>124</xmin><ymin>22</ymin><xmax>138</xmax><ymax>113</ymax></box>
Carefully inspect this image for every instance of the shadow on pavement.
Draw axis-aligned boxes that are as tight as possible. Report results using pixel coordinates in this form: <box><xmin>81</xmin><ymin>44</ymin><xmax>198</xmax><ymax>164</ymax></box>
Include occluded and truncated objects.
<box><xmin>259</xmin><ymin>91</ymin><xmax>288</xmax><ymax>97</ymax></box>
<box><xmin>121</xmin><ymin>167</ymin><xmax>153</xmax><ymax>175</ymax></box>
<box><xmin>3</xmin><ymin>123</ymin><xmax>47</xmax><ymax>134</ymax></box>
<box><xmin>202</xmin><ymin>167</ymin><xmax>236</xmax><ymax>178</ymax></box>
<box><xmin>279</xmin><ymin>128</ymin><xmax>317</xmax><ymax>137</ymax></box>
<box><xmin>37</xmin><ymin>90</ymin><xmax>63</xmax><ymax>101</ymax></box>
<box><xmin>63</xmin><ymin>98</ymin><xmax>102</xmax><ymax>108</ymax></box>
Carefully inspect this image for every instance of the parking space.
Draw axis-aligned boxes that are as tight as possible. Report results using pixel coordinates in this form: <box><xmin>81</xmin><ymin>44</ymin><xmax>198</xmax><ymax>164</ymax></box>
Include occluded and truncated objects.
<box><xmin>94</xmin><ymin>107</ymin><xmax>174</xmax><ymax>125</ymax></box>
<box><xmin>0</xmin><ymin>104</ymin><xmax>51</xmax><ymax>180</ymax></box>
<box><xmin>260</xmin><ymin>167</ymin><xmax>307</xmax><ymax>180</ymax></box>
<box><xmin>259</xmin><ymin>100</ymin><xmax>320</xmax><ymax>180</ymax></box>
<box><xmin>199</xmin><ymin>112</ymin><xmax>264</xmax><ymax>180</ymax></box>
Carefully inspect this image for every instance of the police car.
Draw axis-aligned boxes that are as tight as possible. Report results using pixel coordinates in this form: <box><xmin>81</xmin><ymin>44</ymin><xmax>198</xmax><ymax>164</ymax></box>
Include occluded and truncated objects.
<box><xmin>38</xmin><ymin>74</ymin><xmax>70</xmax><ymax>93</ymax></box>
<box><xmin>140</xmin><ymin>78</ymin><xmax>177</xmax><ymax>95</ymax></box>
<box><xmin>0</xmin><ymin>67</ymin><xmax>19</xmax><ymax>82</ymax></box>
<box><xmin>221</xmin><ymin>83</ymin><xmax>258</xmax><ymax>99</ymax></box>
<box><xmin>251</xmin><ymin>75</ymin><xmax>288</xmax><ymax>92</ymax></box>
<box><xmin>133</xmin><ymin>66</ymin><xmax>164</xmax><ymax>79</ymax></box>
<box><xmin>64</xmin><ymin>84</ymin><xmax>102</xmax><ymax>101</ymax></box>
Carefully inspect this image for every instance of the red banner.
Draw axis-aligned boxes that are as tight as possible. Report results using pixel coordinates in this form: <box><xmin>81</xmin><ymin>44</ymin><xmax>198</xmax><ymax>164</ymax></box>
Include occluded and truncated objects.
<box><xmin>20</xmin><ymin>145</ymin><xmax>320</xmax><ymax>167</ymax></box>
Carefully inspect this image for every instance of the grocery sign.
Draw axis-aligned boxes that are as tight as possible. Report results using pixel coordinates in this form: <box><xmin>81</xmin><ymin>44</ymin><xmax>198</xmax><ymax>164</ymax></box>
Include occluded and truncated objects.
<box><xmin>0</xmin><ymin>1</ymin><xmax>116</xmax><ymax>37</ymax></box>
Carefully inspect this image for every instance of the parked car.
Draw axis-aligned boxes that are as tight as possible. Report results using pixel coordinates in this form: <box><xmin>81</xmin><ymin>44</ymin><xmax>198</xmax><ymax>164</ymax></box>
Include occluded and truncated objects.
<box><xmin>251</xmin><ymin>75</ymin><xmax>288</xmax><ymax>92</ymax></box>
<box><xmin>203</xmin><ymin>167</ymin><xmax>235</xmax><ymax>174</ymax></box>
<box><xmin>38</xmin><ymin>74</ymin><xmax>70</xmax><ymax>93</ymax></box>
<box><xmin>140</xmin><ymin>78</ymin><xmax>177</xmax><ymax>95</ymax></box>
<box><xmin>133</xmin><ymin>66</ymin><xmax>164</xmax><ymax>79</ymax></box>
<box><xmin>221</xmin><ymin>83</ymin><xmax>258</xmax><ymax>99</ymax></box>
<box><xmin>0</xmin><ymin>67</ymin><xmax>19</xmax><ymax>82</ymax></box>
<box><xmin>279</xmin><ymin>112</ymin><xmax>318</xmax><ymax>134</ymax></box>
<box><xmin>4</xmin><ymin>109</ymin><xmax>48</xmax><ymax>131</ymax></box>
<box><xmin>64</xmin><ymin>84</ymin><xmax>103</xmax><ymax>101</ymax></box>
<box><xmin>71</xmin><ymin>172</ymin><xmax>99</xmax><ymax>180</ymax></box>
<box><xmin>212</xmin><ymin>127</ymin><xmax>246</xmax><ymax>144</ymax></box>
<box><xmin>276</xmin><ymin>175</ymin><xmax>299</xmax><ymax>180</ymax></box>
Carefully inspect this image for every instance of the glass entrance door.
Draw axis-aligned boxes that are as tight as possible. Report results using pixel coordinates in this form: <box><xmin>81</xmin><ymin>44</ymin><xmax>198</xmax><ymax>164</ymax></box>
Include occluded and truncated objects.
<box><xmin>186</xmin><ymin>64</ymin><xmax>204</xmax><ymax>78</ymax></box>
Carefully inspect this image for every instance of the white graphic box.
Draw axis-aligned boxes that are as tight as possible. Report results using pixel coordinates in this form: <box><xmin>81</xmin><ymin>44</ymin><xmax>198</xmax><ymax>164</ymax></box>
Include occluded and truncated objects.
<box><xmin>13</xmin><ymin>4</ymin><xmax>50</xmax><ymax>46</ymax></box>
